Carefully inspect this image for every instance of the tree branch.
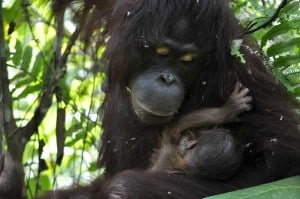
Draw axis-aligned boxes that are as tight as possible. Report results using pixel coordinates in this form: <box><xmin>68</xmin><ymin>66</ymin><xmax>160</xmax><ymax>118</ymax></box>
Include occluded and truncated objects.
<box><xmin>21</xmin><ymin>8</ymin><xmax>89</xmax><ymax>141</ymax></box>
<box><xmin>0</xmin><ymin>0</ymin><xmax>5</xmax><ymax>168</ymax></box>
<box><xmin>0</xmin><ymin>1</ymin><xmax>17</xmax><ymax>141</ymax></box>
<box><xmin>243</xmin><ymin>0</ymin><xmax>288</xmax><ymax>35</ymax></box>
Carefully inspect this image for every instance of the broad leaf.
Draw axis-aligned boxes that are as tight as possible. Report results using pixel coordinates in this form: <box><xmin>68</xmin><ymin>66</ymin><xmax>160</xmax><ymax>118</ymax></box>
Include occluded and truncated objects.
<box><xmin>267</xmin><ymin>37</ymin><xmax>300</xmax><ymax>57</ymax></box>
<box><xmin>205</xmin><ymin>176</ymin><xmax>300</xmax><ymax>199</ymax></box>
<box><xmin>261</xmin><ymin>19</ymin><xmax>300</xmax><ymax>47</ymax></box>
<box><xmin>274</xmin><ymin>55</ymin><xmax>300</xmax><ymax>68</ymax></box>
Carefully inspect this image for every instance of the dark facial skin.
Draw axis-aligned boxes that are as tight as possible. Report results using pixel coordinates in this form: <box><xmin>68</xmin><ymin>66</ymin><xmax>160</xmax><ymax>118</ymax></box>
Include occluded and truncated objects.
<box><xmin>129</xmin><ymin>17</ymin><xmax>206</xmax><ymax>125</ymax></box>
<box><xmin>150</xmin><ymin>83</ymin><xmax>252</xmax><ymax>179</ymax></box>
<box><xmin>130</xmin><ymin>68</ymin><xmax>185</xmax><ymax>124</ymax></box>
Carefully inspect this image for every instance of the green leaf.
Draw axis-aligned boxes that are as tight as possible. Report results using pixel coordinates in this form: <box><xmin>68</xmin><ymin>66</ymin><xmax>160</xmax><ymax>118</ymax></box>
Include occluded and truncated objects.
<box><xmin>27</xmin><ymin>178</ymin><xmax>37</xmax><ymax>198</ymax></box>
<box><xmin>57</xmin><ymin>81</ymin><xmax>71</xmax><ymax>102</ymax></box>
<box><xmin>10</xmin><ymin>73</ymin><xmax>27</xmax><ymax>83</ymax></box>
<box><xmin>272</xmin><ymin>68</ymin><xmax>293</xmax><ymax>91</ymax></box>
<box><xmin>261</xmin><ymin>19</ymin><xmax>300</xmax><ymax>47</ymax></box>
<box><xmin>14</xmin><ymin>78</ymin><xmax>34</xmax><ymax>88</ymax></box>
<box><xmin>205</xmin><ymin>176</ymin><xmax>300</xmax><ymax>199</ymax></box>
<box><xmin>280</xmin><ymin>1</ymin><xmax>300</xmax><ymax>15</ymax></box>
<box><xmin>267</xmin><ymin>37</ymin><xmax>300</xmax><ymax>57</ymax></box>
<box><xmin>287</xmin><ymin>73</ymin><xmax>300</xmax><ymax>85</ymax></box>
<box><xmin>65</xmin><ymin>132</ymin><xmax>86</xmax><ymax>146</ymax></box>
<box><xmin>31</xmin><ymin>52</ymin><xmax>45</xmax><ymax>78</ymax></box>
<box><xmin>232</xmin><ymin>1</ymin><xmax>247</xmax><ymax>12</ymax></box>
<box><xmin>38</xmin><ymin>174</ymin><xmax>51</xmax><ymax>191</ymax></box>
<box><xmin>22</xmin><ymin>46</ymin><xmax>33</xmax><ymax>71</ymax></box>
<box><xmin>294</xmin><ymin>86</ymin><xmax>300</xmax><ymax>96</ymax></box>
<box><xmin>26</xmin><ymin>174</ymin><xmax>51</xmax><ymax>197</ymax></box>
<box><xmin>12</xmin><ymin>40</ymin><xmax>22</xmax><ymax>65</ymax></box>
<box><xmin>88</xmin><ymin>161</ymin><xmax>98</xmax><ymax>172</ymax></box>
<box><xmin>17</xmin><ymin>84</ymin><xmax>41</xmax><ymax>99</ymax></box>
<box><xmin>273</xmin><ymin>55</ymin><xmax>300</xmax><ymax>68</ymax></box>
<box><xmin>3</xmin><ymin>0</ymin><xmax>22</xmax><ymax>22</ymax></box>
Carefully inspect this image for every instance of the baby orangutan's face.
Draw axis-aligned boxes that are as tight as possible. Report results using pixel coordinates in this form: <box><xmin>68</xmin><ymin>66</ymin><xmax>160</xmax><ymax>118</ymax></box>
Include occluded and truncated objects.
<box><xmin>177</xmin><ymin>131</ymin><xmax>200</xmax><ymax>170</ymax></box>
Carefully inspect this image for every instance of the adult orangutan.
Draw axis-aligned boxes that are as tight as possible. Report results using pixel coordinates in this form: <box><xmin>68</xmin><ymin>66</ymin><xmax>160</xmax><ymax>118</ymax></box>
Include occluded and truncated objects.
<box><xmin>25</xmin><ymin>0</ymin><xmax>300</xmax><ymax>198</ymax></box>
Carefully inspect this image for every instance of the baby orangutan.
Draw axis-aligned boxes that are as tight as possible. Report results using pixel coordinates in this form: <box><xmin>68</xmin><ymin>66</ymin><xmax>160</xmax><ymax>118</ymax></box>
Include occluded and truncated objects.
<box><xmin>150</xmin><ymin>83</ymin><xmax>252</xmax><ymax>179</ymax></box>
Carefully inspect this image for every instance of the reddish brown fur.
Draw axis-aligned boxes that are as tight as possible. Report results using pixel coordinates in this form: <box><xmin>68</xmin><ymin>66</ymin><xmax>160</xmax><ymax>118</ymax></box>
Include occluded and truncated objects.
<box><xmin>151</xmin><ymin>84</ymin><xmax>250</xmax><ymax>177</ymax></box>
<box><xmin>37</xmin><ymin>1</ymin><xmax>300</xmax><ymax>198</ymax></box>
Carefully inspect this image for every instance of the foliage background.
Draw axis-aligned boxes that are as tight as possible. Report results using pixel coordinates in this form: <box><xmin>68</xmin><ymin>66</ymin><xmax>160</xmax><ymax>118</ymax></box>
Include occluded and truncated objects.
<box><xmin>0</xmin><ymin>0</ymin><xmax>299</xmax><ymax>198</ymax></box>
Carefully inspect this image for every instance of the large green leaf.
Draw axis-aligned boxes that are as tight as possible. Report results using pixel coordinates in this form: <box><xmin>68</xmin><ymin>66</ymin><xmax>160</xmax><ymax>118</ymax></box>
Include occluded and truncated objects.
<box><xmin>17</xmin><ymin>84</ymin><xmax>41</xmax><ymax>99</ymax></box>
<box><xmin>205</xmin><ymin>176</ymin><xmax>300</xmax><ymax>199</ymax></box>
<box><xmin>31</xmin><ymin>52</ymin><xmax>45</xmax><ymax>78</ymax></box>
<box><xmin>3</xmin><ymin>0</ymin><xmax>23</xmax><ymax>23</ymax></box>
<box><xmin>14</xmin><ymin>77</ymin><xmax>35</xmax><ymax>88</ymax></box>
<box><xmin>65</xmin><ymin>131</ymin><xmax>86</xmax><ymax>146</ymax></box>
<box><xmin>22</xmin><ymin>46</ymin><xmax>33</xmax><ymax>71</ymax></box>
<box><xmin>286</xmin><ymin>73</ymin><xmax>300</xmax><ymax>85</ymax></box>
<box><xmin>280</xmin><ymin>0</ymin><xmax>300</xmax><ymax>15</ymax></box>
<box><xmin>272</xmin><ymin>68</ymin><xmax>294</xmax><ymax>91</ymax></box>
<box><xmin>274</xmin><ymin>55</ymin><xmax>300</xmax><ymax>68</ymax></box>
<box><xmin>12</xmin><ymin>40</ymin><xmax>22</xmax><ymax>66</ymax></box>
<box><xmin>294</xmin><ymin>86</ymin><xmax>300</xmax><ymax>96</ymax></box>
<box><xmin>267</xmin><ymin>37</ymin><xmax>300</xmax><ymax>57</ymax></box>
<box><xmin>261</xmin><ymin>19</ymin><xmax>300</xmax><ymax>47</ymax></box>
